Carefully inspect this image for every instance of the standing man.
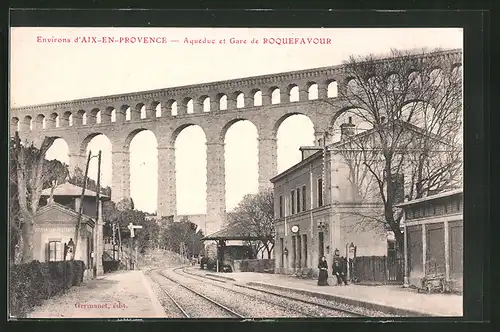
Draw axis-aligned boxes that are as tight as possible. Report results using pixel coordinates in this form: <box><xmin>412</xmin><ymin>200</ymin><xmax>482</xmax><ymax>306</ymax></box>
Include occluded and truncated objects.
<box><xmin>332</xmin><ymin>249</ymin><xmax>348</xmax><ymax>286</ymax></box>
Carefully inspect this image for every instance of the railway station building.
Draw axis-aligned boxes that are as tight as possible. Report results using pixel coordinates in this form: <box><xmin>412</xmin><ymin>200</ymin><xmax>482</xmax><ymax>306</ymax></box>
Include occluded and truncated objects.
<box><xmin>271</xmin><ymin>117</ymin><xmax>452</xmax><ymax>282</ymax></box>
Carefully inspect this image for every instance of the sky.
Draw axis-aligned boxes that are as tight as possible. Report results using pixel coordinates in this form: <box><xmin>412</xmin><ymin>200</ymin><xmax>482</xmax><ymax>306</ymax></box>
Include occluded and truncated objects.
<box><xmin>10</xmin><ymin>27</ymin><xmax>463</xmax><ymax>214</ymax></box>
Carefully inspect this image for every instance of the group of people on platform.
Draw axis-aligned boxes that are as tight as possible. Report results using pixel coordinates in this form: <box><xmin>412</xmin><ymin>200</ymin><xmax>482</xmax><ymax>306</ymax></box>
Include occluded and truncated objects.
<box><xmin>317</xmin><ymin>252</ymin><xmax>350</xmax><ymax>286</ymax></box>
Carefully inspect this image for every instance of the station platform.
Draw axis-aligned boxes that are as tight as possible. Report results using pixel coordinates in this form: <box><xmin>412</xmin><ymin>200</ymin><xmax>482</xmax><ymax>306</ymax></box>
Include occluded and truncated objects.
<box><xmin>202</xmin><ymin>269</ymin><xmax>463</xmax><ymax>317</ymax></box>
<box><xmin>27</xmin><ymin>270</ymin><xmax>165</xmax><ymax>318</ymax></box>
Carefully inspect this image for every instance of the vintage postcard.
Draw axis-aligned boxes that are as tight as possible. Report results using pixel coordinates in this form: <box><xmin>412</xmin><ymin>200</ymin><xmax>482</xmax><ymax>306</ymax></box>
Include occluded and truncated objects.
<box><xmin>9</xmin><ymin>25</ymin><xmax>464</xmax><ymax>319</ymax></box>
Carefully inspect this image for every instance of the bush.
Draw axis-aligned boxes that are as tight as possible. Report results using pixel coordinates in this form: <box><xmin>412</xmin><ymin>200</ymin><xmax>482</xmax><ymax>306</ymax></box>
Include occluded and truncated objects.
<box><xmin>9</xmin><ymin>260</ymin><xmax>85</xmax><ymax>318</ymax></box>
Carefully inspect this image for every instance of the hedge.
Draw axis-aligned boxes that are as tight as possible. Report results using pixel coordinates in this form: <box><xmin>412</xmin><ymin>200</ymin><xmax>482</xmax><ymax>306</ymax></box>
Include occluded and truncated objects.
<box><xmin>9</xmin><ymin>260</ymin><xmax>85</xmax><ymax>318</ymax></box>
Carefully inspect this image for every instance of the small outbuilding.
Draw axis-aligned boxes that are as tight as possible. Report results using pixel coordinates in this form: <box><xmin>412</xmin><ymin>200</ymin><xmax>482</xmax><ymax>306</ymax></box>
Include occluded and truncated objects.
<box><xmin>396</xmin><ymin>189</ymin><xmax>463</xmax><ymax>292</ymax></box>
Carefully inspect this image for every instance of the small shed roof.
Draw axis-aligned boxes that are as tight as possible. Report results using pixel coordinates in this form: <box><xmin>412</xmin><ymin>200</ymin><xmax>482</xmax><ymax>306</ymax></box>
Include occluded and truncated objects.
<box><xmin>41</xmin><ymin>182</ymin><xmax>110</xmax><ymax>200</ymax></box>
<box><xmin>203</xmin><ymin>222</ymin><xmax>271</xmax><ymax>241</ymax></box>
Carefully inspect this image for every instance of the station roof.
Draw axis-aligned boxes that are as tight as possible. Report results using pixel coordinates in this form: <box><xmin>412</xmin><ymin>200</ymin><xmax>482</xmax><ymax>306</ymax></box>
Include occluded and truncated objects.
<box><xmin>203</xmin><ymin>222</ymin><xmax>271</xmax><ymax>241</ymax></box>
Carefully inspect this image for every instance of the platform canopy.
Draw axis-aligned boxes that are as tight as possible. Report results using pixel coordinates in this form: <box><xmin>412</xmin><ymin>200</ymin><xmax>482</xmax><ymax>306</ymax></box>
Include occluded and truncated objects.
<box><xmin>203</xmin><ymin>222</ymin><xmax>271</xmax><ymax>242</ymax></box>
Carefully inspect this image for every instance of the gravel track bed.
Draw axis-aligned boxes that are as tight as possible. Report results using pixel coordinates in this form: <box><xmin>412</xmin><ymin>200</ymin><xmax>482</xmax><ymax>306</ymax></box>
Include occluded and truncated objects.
<box><xmin>176</xmin><ymin>268</ymin><xmax>359</xmax><ymax>318</ymax></box>
<box><xmin>163</xmin><ymin>269</ymin><xmax>308</xmax><ymax>318</ymax></box>
<box><xmin>248</xmin><ymin>284</ymin><xmax>400</xmax><ymax>317</ymax></box>
<box><xmin>178</xmin><ymin>268</ymin><xmax>362</xmax><ymax>318</ymax></box>
<box><xmin>148</xmin><ymin>270</ymin><xmax>236</xmax><ymax>318</ymax></box>
<box><xmin>145</xmin><ymin>271</ymin><xmax>185</xmax><ymax>318</ymax></box>
<box><xmin>183</xmin><ymin>267</ymin><xmax>400</xmax><ymax>317</ymax></box>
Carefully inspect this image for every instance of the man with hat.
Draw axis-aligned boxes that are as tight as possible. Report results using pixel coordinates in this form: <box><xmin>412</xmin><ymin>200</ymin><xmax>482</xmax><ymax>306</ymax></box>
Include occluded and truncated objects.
<box><xmin>332</xmin><ymin>249</ymin><xmax>348</xmax><ymax>286</ymax></box>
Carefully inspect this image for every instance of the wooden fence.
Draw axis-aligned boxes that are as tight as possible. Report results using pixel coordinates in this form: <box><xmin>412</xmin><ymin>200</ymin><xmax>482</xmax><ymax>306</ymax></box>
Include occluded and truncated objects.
<box><xmin>353</xmin><ymin>255</ymin><xmax>403</xmax><ymax>284</ymax></box>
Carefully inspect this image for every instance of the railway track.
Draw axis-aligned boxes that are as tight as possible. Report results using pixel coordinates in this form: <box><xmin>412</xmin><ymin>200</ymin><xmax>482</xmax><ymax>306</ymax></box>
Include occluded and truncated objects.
<box><xmin>174</xmin><ymin>267</ymin><xmax>370</xmax><ymax>318</ymax></box>
<box><xmin>147</xmin><ymin>269</ymin><xmax>245</xmax><ymax>318</ymax></box>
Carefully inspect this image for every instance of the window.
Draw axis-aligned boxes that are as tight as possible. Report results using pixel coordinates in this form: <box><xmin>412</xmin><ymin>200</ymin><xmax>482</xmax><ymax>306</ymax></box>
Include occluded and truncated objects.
<box><xmin>48</xmin><ymin>241</ymin><xmax>63</xmax><ymax>261</ymax></box>
<box><xmin>296</xmin><ymin>188</ymin><xmax>301</xmax><ymax>213</ymax></box>
<box><xmin>317</xmin><ymin>178</ymin><xmax>323</xmax><ymax>207</ymax></box>
<box><xmin>302</xmin><ymin>185</ymin><xmax>307</xmax><ymax>211</ymax></box>
<box><xmin>291</xmin><ymin>190</ymin><xmax>295</xmax><ymax>214</ymax></box>
<box><xmin>279</xmin><ymin>195</ymin><xmax>283</xmax><ymax>218</ymax></box>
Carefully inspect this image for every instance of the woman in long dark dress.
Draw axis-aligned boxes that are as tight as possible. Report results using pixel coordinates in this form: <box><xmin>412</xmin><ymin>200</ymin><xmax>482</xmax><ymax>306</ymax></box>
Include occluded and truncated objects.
<box><xmin>317</xmin><ymin>256</ymin><xmax>329</xmax><ymax>286</ymax></box>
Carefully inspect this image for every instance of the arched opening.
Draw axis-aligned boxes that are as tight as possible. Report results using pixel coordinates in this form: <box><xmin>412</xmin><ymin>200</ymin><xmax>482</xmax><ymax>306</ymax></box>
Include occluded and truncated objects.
<box><xmin>308</xmin><ymin>83</ymin><xmax>318</xmax><ymax>100</ymax></box>
<box><xmin>48</xmin><ymin>113</ymin><xmax>58</xmax><ymax>129</ymax></box>
<box><xmin>186</xmin><ymin>99</ymin><xmax>194</xmax><ymax>114</ymax></box>
<box><xmin>129</xmin><ymin>130</ymin><xmax>158</xmax><ymax>213</ymax></box>
<box><xmin>223</xmin><ymin>120</ymin><xmax>258</xmax><ymax>211</ymax></box>
<box><xmin>219</xmin><ymin>94</ymin><xmax>228</xmax><ymax>111</ymax></box>
<box><xmin>330</xmin><ymin>108</ymin><xmax>374</xmax><ymax>143</ymax></box>
<box><xmin>271</xmin><ymin>87</ymin><xmax>280</xmax><ymax>104</ymax></box>
<box><xmin>155</xmin><ymin>103</ymin><xmax>161</xmax><ymax>118</ymax></box>
<box><xmin>35</xmin><ymin>114</ymin><xmax>46</xmax><ymax>130</ymax></box>
<box><xmin>236</xmin><ymin>92</ymin><xmax>245</xmax><ymax>108</ymax></box>
<box><xmin>61</xmin><ymin>111</ymin><xmax>72</xmax><ymax>127</ymax></box>
<box><xmin>45</xmin><ymin>137</ymin><xmax>70</xmax><ymax>166</ymax></box>
<box><xmin>140</xmin><ymin>105</ymin><xmax>147</xmax><ymax>119</ymax></box>
<box><xmin>111</xmin><ymin>109</ymin><xmax>116</xmax><ymax>122</ymax></box>
<box><xmin>171</xmin><ymin>101</ymin><xmax>178</xmax><ymax>116</ymax></box>
<box><xmin>174</xmin><ymin>125</ymin><xmax>207</xmax><ymax>215</ymax></box>
<box><xmin>429</xmin><ymin>68</ymin><xmax>444</xmax><ymax>87</ymax></box>
<box><xmin>253</xmin><ymin>90</ymin><xmax>262</xmax><ymax>106</ymax></box>
<box><xmin>69</xmin><ymin>114</ymin><xmax>73</xmax><ymax>126</ymax></box>
<box><xmin>11</xmin><ymin>117</ymin><xmax>20</xmax><ymax>132</ymax></box>
<box><xmin>276</xmin><ymin>114</ymin><xmax>315</xmax><ymax>173</ymax></box>
<box><xmin>451</xmin><ymin>64</ymin><xmax>462</xmax><ymax>78</ymax></box>
<box><xmin>289</xmin><ymin>85</ymin><xmax>299</xmax><ymax>102</ymax></box>
<box><xmin>87</xmin><ymin>109</ymin><xmax>99</xmax><ymax>125</ymax></box>
<box><xmin>83</xmin><ymin>134</ymin><xmax>113</xmax><ymax>192</ymax></box>
<box><xmin>202</xmin><ymin>97</ymin><xmax>210</xmax><ymax>112</ymax></box>
<box><xmin>23</xmin><ymin>115</ymin><xmax>33</xmax><ymax>130</ymax></box>
<box><xmin>386</xmin><ymin>73</ymin><xmax>401</xmax><ymax>92</ymax></box>
<box><xmin>401</xmin><ymin>101</ymin><xmax>442</xmax><ymax>135</ymax></box>
<box><xmin>96</xmin><ymin>110</ymin><xmax>102</xmax><ymax>124</ymax></box>
<box><xmin>73</xmin><ymin>110</ymin><xmax>85</xmax><ymax>126</ymax></box>
<box><xmin>82</xmin><ymin>112</ymin><xmax>87</xmax><ymax>125</ymax></box>
<box><xmin>327</xmin><ymin>81</ymin><xmax>338</xmax><ymax>98</ymax></box>
<box><xmin>125</xmin><ymin>107</ymin><xmax>131</xmax><ymax>121</ymax></box>
<box><xmin>347</xmin><ymin>78</ymin><xmax>360</xmax><ymax>94</ymax></box>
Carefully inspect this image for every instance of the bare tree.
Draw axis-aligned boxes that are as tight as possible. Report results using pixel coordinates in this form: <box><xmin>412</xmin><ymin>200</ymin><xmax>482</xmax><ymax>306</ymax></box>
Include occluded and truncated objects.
<box><xmin>328</xmin><ymin>48</ymin><xmax>462</xmax><ymax>246</ymax></box>
<box><xmin>11</xmin><ymin>132</ymin><xmax>66</xmax><ymax>262</ymax></box>
<box><xmin>226</xmin><ymin>189</ymin><xmax>275</xmax><ymax>258</ymax></box>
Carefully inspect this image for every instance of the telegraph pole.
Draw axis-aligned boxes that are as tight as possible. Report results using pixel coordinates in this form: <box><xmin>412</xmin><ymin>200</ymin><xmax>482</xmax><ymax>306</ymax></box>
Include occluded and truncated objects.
<box><xmin>74</xmin><ymin>151</ymin><xmax>92</xmax><ymax>259</ymax></box>
<box><xmin>94</xmin><ymin>150</ymin><xmax>102</xmax><ymax>276</ymax></box>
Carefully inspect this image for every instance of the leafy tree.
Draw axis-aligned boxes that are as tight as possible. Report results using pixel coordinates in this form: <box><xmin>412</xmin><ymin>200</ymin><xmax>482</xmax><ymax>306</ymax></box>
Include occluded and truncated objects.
<box><xmin>102</xmin><ymin>199</ymin><xmax>159</xmax><ymax>254</ymax></box>
<box><xmin>161</xmin><ymin>216</ymin><xmax>204</xmax><ymax>257</ymax></box>
<box><xmin>226</xmin><ymin>189</ymin><xmax>275</xmax><ymax>259</ymax></box>
<box><xmin>10</xmin><ymin>133</ymin><xmax>68</xmax><ymax>262</ymax></box>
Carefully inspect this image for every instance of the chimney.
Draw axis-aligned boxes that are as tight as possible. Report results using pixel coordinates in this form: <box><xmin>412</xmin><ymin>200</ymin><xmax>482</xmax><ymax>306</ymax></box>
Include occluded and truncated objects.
<box><xmin>340</xmin><ymin>116</ymin><xmax>356</xmax><ymax>141</ymax></box>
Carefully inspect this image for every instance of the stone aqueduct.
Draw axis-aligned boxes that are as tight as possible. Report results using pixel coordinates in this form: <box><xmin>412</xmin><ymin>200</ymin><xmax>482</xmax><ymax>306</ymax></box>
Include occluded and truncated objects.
<box><xmin>10</xmin><ymin>49</ymin><xmax>462</xmax><ymax>235</ymax></box>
